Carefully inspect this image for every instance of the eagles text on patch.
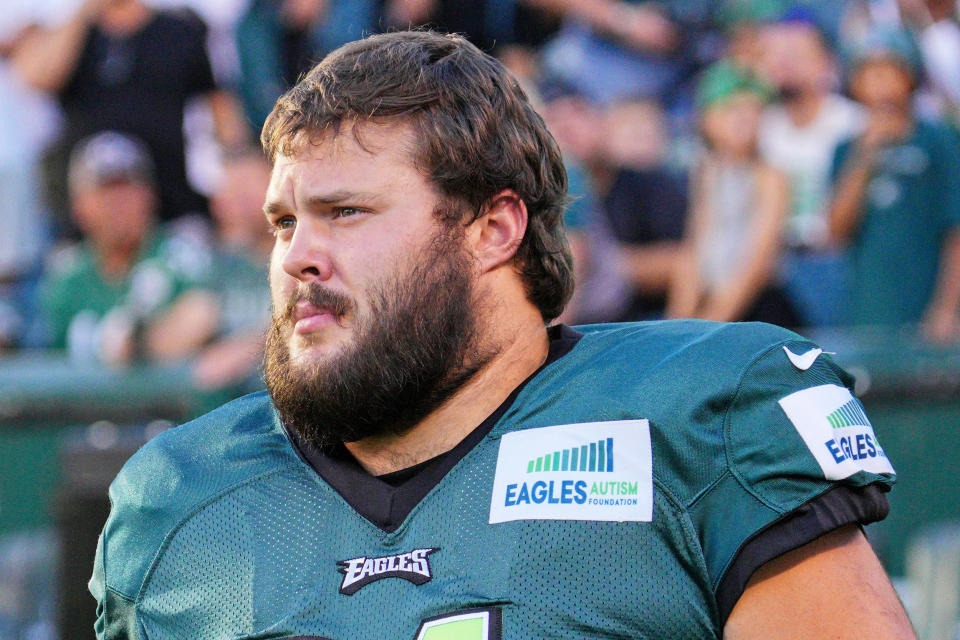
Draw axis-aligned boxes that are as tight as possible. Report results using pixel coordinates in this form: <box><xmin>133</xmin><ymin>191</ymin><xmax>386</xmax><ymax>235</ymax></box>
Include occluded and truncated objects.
<box><xmin>778</xmin><ymin>384</ymin><xmax>895</xmax><ymax>480</ymax></box>
<box><xmin>337</xmin><ymin>548</ymin><xmax>438</xmax><ymax>595</ymax></box>
<box><xmin>489</xmin><ymin>420</ymin><xmax>653</xmax><ymax>523</ymax></box>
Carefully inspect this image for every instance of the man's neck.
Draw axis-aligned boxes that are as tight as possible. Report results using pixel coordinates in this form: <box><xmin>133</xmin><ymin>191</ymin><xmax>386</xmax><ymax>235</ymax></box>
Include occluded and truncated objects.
<box><xmin>344</xmin><ymin>301</ymin><xmax>550</xmax><ymax>476</ymax></box>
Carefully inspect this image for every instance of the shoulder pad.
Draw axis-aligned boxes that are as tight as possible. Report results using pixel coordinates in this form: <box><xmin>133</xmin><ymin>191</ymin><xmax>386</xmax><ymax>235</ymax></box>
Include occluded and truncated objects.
<box><xmin>98</xmin><ymin>391</ymin><xmax>298</xmax><ymax>598</ymax></box>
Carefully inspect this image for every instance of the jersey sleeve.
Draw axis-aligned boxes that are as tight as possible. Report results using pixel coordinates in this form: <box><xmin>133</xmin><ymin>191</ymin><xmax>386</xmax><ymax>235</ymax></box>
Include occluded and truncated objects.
<box><xmin>87</xmin><ymin>439</ymin><xmax>180</xmax><ymax>640</ymax></box>
<box><xmin>692</xmin><ymin>337</ymin><xmax>896</xmax><ymax>623</ymax></box>
<box><xmin>90</xmin><ymin>533</ymin><xmax>143</xmax><ymax>640</ymax></box>
<box><xmin>86</xmin><ymin>417</ymin><xmax>208</xmax><ymax>640</ymax></box>
<box><xmin>87</xmin><ymin>393</ymin><xmax>295</xmax><ymax>639</ymax></box>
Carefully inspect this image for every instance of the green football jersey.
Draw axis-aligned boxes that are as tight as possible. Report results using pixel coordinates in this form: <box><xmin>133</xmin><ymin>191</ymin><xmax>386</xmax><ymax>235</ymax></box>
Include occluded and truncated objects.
<box><xmin>90</xmin><ymin>321</ymin><xmax>895</xmax><ymax>639</ymax></box>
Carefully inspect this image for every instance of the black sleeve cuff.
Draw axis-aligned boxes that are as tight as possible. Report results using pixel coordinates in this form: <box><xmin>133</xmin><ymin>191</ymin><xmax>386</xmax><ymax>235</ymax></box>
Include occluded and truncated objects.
<box><xmin>715</xmin><ymin>483</ymin><xmax>891</xmax><ymax>625</ymax></box>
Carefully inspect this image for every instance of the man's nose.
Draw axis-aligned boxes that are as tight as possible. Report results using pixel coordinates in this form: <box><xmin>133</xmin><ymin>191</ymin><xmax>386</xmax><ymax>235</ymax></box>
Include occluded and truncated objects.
<box><xmin>280</xmin><ymin>219</ymin><xmax>334</xmax><ymax>282</ymax></box>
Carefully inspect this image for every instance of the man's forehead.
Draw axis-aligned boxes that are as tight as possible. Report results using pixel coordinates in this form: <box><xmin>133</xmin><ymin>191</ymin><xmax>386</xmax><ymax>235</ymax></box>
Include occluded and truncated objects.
<box><xmin>264</xmin><ymin>119</ymin><xmax>439</xmax><ymax>211</ymax></box>
<box><xmin>274</xmin><ymin>120</ymin><xmax>419</xmax><ymax>167</ymax></box>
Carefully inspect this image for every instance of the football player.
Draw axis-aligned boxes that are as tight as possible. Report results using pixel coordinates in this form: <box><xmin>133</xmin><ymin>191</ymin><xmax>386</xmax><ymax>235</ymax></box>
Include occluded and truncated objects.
<box><xmin>90</xmin><ymin>31</ymin><xmax>915</xmax><ymax>639</ymax></box>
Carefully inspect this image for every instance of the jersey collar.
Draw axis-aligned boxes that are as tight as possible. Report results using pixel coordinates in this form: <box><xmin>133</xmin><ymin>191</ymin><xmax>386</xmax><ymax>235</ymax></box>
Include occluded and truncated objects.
<box><xmin>282</xmin><ymin>324</ymin><xmax>583</xmax><ymax>532</ymax></box>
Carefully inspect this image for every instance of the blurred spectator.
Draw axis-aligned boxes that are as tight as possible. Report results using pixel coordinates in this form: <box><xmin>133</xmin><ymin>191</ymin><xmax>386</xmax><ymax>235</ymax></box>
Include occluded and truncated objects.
<box><xmin>827</xmin><ymin>30</ymin><xmax>960</xmax><ymax>341</ymax></box>
<box><xmin>667</xmin><ymin>61</ymin><xmax>798</xmax><ymax>326</ymax></box>
<box><xmin>0</xmin><ymin>24</ymin><xmax>60</xmax><ymax>349</ymax></box>
<box><xmin>381</xmin><ymin>0</ymin><xmax>561</xmax><ymax>53</ymax></box>
<box><xmin>719</xmin><ymin>0</ymin><xmax>848</xmax><ymax>44</ymax></box>
<box><xmin>759</xmin><ymin>13</ymin><xmax>863</xmax><ymax>246</ymax></box>
<box><xmin>721</xmin><ymin>5</ymin><xmax>781</xmax><ymax>78</ymax></box>
<box><xmin>757</xmin><ymin>12</ymin><xmax>863</xmax><ymax>326</ymax></box>
<box><xmin>538</xmin><ymin>89</ymin><xmax>606</xmax><ymax>167</ymax></box>
<box><xmin>840</xmin><ymin>0</ymin><xmax>919</xmax><ymax>55</ymax></box>
<box><xmin>599</xmin><ymin>99</ymin><xmax>687</xmax><ymax>320</ymax></box>
<box><xmin>191</xmin><ymin>148</ymin><xmax>273</xmax><ymax>390</ymax></box>
<box><xmin>538</xmin><ymin>89</ymin><xmax>628</xmax><ymax>323</ymax></box>
<box><xmin>897</xmin><ymin>0</ymin><xmax>960</xmax><ymax>123</ymax></box>
<box><xmin>537</xmin><ymin>0</ymin><xmax>711</xmax><ymax>108</ymax></box>
<box><xmin>552</xmin><ymin>159</ymin><xmax>598</xmax><ymax>324</ymax></box>
<box><xmin>11</xmin><ymin>0</ymin><xmax>249</xmax><ymax>228</ymax></box>
<box><xmin>40</xmin><ymin>131</ymin><xmax>218</xmax><ymax>365</ymax></box>
<box><xmin>236</xmin><ymin>0</ymin><xmax>376</xmax><ymax>132</ymax></box>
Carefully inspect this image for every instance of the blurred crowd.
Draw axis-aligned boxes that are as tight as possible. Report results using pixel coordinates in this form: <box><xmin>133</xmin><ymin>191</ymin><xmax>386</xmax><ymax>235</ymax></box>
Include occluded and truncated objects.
<box><xmin>1</xmin><ymin>0</ymin><xmax>960</xmax><ymax>388</ymax></box>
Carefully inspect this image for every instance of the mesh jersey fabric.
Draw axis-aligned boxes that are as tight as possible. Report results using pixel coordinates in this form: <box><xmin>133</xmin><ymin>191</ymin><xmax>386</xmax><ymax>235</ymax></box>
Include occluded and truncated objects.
<box><xmin>90</xmin><ymin>320</ymin><xmax>896</xmax><ymax>639</ymax></box>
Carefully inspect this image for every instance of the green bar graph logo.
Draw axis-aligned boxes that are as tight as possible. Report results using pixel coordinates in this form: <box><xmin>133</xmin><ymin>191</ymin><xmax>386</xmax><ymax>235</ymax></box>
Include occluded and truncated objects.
<box><xmin>526</xmin><ymin>437</ymin><xmax>614</xmax><ymax>473</ymax></box>
<box><xmin>826</xmin><ymin>399</ymin><xmax>870</xmax><ymax>429</ymax></box>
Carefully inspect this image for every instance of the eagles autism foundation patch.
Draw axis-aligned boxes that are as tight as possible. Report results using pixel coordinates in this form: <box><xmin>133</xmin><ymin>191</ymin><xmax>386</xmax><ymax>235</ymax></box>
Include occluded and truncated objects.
<box><xmin>489</xmin><ymin>420</ymin><xmax>653</xmax><ymax>523</ymax></box>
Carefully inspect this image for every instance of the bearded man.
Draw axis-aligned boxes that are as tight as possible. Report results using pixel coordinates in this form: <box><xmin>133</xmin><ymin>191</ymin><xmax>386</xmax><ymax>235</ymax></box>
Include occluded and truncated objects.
<box><xmin>90</xmin><ymin>31</ymin><xmax>914</xmax><ymax>640</ymax></box>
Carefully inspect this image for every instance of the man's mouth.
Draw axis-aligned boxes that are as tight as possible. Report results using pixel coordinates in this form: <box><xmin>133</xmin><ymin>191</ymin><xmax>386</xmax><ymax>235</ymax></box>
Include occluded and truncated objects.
<box><xmin>292</xmin><ymin>300</ymin><xmax>339</xmax><ymax>334</ymax></box>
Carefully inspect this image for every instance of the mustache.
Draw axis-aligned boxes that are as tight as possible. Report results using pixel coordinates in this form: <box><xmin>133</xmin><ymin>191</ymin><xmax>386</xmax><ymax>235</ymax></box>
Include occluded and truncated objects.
<box><xmin>276</xmin><ymin>283</ymin><xmax>354</xmax><ymax>323</ymax></box>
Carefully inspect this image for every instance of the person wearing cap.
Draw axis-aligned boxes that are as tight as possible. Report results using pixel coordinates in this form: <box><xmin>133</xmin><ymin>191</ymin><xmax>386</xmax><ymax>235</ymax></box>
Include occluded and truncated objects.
<box><xmin>40</xmin><ymin>131</ymin><xmax>218</xmax><ymax>365</ymax></box>
<box><xmin>827</xmin><ymin>29</ymin><xmax>960</xmax><ymax>341</ymax></box>
<box><xmin>667</xmin><ymin>61</ymin><xmax>798</xmax><ymax>328</ymax></box>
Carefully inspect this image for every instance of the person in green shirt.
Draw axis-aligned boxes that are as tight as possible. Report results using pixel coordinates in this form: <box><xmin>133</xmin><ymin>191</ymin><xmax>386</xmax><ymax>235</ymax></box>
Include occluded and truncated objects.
<box><xmin>828</xmin><ymin>29</ymin><xmax>960</xmax><ymax>341</ymax></box>
<box><xmin>191</xmin><ymin>147</ymin><xmax>274</xmax><ymax>390</ymax></box>
<box><xmin>41</xmin><ymin>131</ymin><xmax>217</xmax><ymax>364</ymax></box>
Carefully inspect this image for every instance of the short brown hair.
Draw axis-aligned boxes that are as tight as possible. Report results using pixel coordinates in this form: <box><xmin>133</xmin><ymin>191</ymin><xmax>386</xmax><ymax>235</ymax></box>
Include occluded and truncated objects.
<box><xmin>262</xmin><ymin>31</ymin><xmax>573</xmax><ymax>322</ymax></box>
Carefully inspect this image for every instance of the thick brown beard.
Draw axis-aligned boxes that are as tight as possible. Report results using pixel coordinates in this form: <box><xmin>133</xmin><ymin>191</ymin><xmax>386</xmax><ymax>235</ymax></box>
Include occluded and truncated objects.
<box><xmin>264</xmin><ymin>225</ymin><xmax>496</xmax><ymax>451</ymax></box>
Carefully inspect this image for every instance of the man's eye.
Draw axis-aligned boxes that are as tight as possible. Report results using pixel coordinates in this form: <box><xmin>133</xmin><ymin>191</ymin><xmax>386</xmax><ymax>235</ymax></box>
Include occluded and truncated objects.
<box><xmin>270</xmin><ymin>217</ymin><xmax>296</xmax><ymax>234</ymax></box>
<box><xmin>333</xmin><ymin>207</ymin><xmax>365</xmax><ymax>218</ymax></box>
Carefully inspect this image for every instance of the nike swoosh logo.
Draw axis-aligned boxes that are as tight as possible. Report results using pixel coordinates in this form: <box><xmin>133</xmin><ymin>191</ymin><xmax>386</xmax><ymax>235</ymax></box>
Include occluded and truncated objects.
<box><xmin>783</xmin><ymin>346</ymin><xmax>823</xmax><ymax>371</ymax></box>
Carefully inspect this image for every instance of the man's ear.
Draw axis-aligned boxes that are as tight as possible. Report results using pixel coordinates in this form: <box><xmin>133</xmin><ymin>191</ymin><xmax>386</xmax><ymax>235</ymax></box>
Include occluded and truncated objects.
<box><xmin>466</xmin><ymin>189</ymin><xmax>528</xmax><ymax>274</ymax></box>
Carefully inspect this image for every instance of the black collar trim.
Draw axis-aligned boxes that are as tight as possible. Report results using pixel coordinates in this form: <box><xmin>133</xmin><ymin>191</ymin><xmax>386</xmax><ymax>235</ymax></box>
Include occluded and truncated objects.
<box><xmin>283</xmin><ymin>324</ymin><xmax>583</xmax><ymax>532</ymax></box>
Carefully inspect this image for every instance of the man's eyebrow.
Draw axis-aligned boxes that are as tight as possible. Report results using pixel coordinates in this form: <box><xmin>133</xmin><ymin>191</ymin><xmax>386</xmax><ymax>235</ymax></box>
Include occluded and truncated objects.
<box><xmin>302</xmin><ymin>190</ymin><xmax>378</xmax><ymax>207</ymax></box>
<box><xmin>263</xmin><ymin>201</ymin><xmax>288</xmax><ymax>217</ymax></box>
<box><xmin>263</xmin><ymin>190</ymin><xmax>378</xmax><ymax>217</ymax></box>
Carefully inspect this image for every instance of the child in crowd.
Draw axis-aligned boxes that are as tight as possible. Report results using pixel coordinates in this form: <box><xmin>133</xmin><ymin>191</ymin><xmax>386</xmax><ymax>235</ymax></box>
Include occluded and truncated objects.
<box><xmin>667</xmin><ymin>62</ymin><xmax>797</xmax><ymax>327</ymax></box>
